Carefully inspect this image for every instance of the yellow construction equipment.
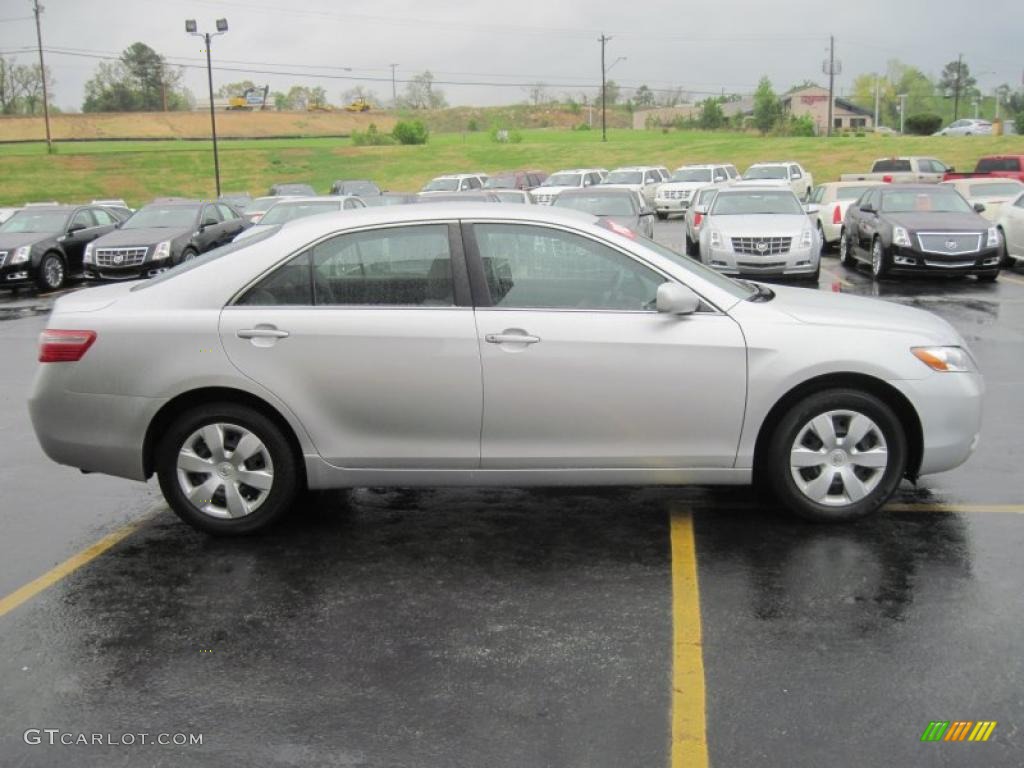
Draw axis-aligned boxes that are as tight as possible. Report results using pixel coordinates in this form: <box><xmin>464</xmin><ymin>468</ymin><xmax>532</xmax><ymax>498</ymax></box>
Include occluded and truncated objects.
<box><xmin>345</xmin><ymin>97</ymin><xmax>371</xmax><ymax>113</ymax></box>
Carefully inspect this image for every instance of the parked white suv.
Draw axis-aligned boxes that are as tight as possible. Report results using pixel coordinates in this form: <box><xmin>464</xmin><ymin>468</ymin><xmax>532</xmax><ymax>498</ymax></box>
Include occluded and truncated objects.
<box><xmin>601</xmin><ymin>166</ymin><xmax>667</xmax><ymax>205</ymax></box>
<box><xmin>655</xmin><ymin>164</ymin><xmax>735</xmax><ymax>219</ymax></box>
<box><xmin>532</xmin><ymin>168</ymin><xmax>606</xmax><ymax>205</ymax></box>
<box><xmin>738</xmin><ymin>162</ymin><xmax>814</xmax><ymax>200</ymax></box>
<box><xmin>420</xmin><ymin>173</ymin><xmax>488</xmax><ymax>195</ymax></box>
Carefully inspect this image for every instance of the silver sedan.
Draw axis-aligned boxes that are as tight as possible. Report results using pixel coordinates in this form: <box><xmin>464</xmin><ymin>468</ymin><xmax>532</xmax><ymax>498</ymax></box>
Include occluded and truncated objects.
<box><xmin>29</xmin><ymin>204</ymin><xmax>982</xmax><ymax>534</ymax></box>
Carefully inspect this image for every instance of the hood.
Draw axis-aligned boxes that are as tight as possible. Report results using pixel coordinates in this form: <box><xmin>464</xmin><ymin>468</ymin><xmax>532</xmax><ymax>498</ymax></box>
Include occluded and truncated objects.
<box><xmin>94</xmin><ymin>226</ymin><xmax>193</xmax><ymax>248</ymax></box>
<box><xmin>886</xmin><ymin>211</ymin><xmax>987</xmax><ymax>232</ymax></box>
<box><xmin>708</xmin><ymin>214</ymin><xmax>811</xmax><ymax>236</ymax></box>
<box><xmin>767</xmin><ymin>283</ymin><xmax>960</xmax><ymax>343</ymax></box>
<box><xmin>0</xmin><ymin>232</ymin><xmax>54</xmax><ymax>250</ymax></box>
<box><xmin>51</xmin><ymin>281</ymin><xmax>139</xmax><ymax>314</ymax></box>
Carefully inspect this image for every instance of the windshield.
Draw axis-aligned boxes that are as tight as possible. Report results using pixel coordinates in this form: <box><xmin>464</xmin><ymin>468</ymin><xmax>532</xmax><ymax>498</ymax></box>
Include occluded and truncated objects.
<box><xmin>671</xmin><ymin>169</ymin><xmax>713</xmax><ymax>183</ymax></box>
<box><xmin>484</xmin><ymin>175</ymin><xmax>517</xmax><ymax>189</ymax></box>
<box><xmin>0</xmin><ymin>210</ymin><xmax>68</xmax><ymax>233</ymax></box>
<box><xmin>423</xmin><ymin>178</ymin><xmax>460</xmax><ymax>192</ymax></box>
<box><xmin>260</xmin><ymin>201</ymin><xmax>338</xmax><ymax>225</ymax></box>
<box><xmin>711</xmin><ymin>191</ymin><xmax>803</xmax><ymax>215</ymax></box>
<box><xmin>637</xmin><ymin>238</ymin><xmax>753</xmax><ymax>302</ymax></box>
<box><xmin>554</xmin><ymin>194</ymin><xmax>636</xmax><ymax>216</ymax></box>
<box><xmin>880</xmin><ymin>189</ymin><xmax>973</xmax><ymax>214</ymax></box>
<box><xmin>132</xmin><ymin>227</ymin><xmax>282</xmax><ymax>290</ymax></box>
<box><xmin>543</xmin><ymin>173</ymin><xmax>582</xmax><ymax>187</ymax></box>
<box><xmin>969</xmin><ymin>182</ymin><xmax>1023</xmax><ymax>197</ymax></box>
<box><xmin>604</xmin><ymin>171</ymin><xmax>643</xmax><ymax>185</ymax></box>
<box><xmin>123</xmin><ymin>205</ymin><xmax>199</xmax><ymax>229</ymax></box>
<box><xmin>837</xmin><ymin>186</ymin><xmax>873</xmax><ymax>200</ymax></box>
<box><xmin>743</xmin><ymin>166</ymin><xmax>787</xmax><ymax>180</ymax></box>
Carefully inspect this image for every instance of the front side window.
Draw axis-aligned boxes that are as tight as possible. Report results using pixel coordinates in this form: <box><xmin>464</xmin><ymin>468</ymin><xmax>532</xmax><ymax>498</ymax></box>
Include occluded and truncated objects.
<box><xmin>202</xmin><ymin>205</ymin><xmax>223</xmax><ymax>225</ymax></box>
<box><xmin>70</xmin><ymin>209</ymin><xmax>95</xmax><ymax>229</ymax></box>
<box><xmin>810</xmin><ymin>186</ymin><xmax>825</xmax><ymax>204</ymax></box>
<box><xmin>789</xmin><ymin>165</ymin><xmax>802</xmax><ymax>179</ymax></box>
<box><xmin>217</xmin><ymin>204</ymin><xmax>237</xmax><ymax>221</ymax></box>
<box><xmin>473</xmin><ymin>223</ymin><xmax>663</xmax><ymax>311</ymax></box>
<box><xmin>311</xmin><ymin>224</ymin><xmax>454</xmax><ymax>306</ymax></box>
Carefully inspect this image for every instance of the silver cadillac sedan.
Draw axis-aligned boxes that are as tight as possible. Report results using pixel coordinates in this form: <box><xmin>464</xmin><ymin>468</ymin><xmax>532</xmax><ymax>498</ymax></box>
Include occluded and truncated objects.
<box><xmin>699</xmin><ymin>187</ymin><xmax>822</xmax><ymax>281</ymax></box>
<box><xmin>29</xmin><ymin>204</ymin><xmax>983</xmax><ymax>535</ymax></box>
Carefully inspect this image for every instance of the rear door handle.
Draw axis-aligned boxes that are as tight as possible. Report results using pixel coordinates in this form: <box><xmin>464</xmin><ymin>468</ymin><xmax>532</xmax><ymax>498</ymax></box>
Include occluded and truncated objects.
<box><xmin>238</xmin><ymin>327</ymin><xmax>290</xmax><ymax>339</ymax></box>
<box><xmin>485</xmin><ymin>332</ymin><xmax>541</xmax><ymax>345</ymax></box>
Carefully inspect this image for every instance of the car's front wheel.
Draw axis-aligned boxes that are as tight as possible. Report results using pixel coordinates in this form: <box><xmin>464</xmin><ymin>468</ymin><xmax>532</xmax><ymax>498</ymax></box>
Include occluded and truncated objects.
<box><xmin>36</xmin><ymin>252</ymin><xmax>66</xmax><ymax>292</ymax></box>
<box><xmin>156</xmin><ymin>403</ymin><xmax>302</xmax><ymax>535</ymax></box>
<box><xmin>766</xmin><ymin>389</ymin><xmax>907</xmax><ymax>522</ymax></box>
<box><xmin>839</xmin><ymin>229</ymin><xmax>856</xmax><ymax>267</ymax></box>
<box><xmin>870</xmin><ymin>238</ymin><xmax>890</xmax><ymax>279</ymax></box>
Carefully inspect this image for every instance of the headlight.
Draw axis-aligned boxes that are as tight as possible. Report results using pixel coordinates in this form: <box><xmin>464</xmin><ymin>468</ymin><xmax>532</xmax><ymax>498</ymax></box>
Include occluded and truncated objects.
<box><xmin>911</xmin><ymin>346</ymin><xmax>971</xmax><ymax>373</ymax></box>
<box><xmin>153</xmin><ymin>241</ymin><xmax>171</xmax><ymax>260</ymax></box>
<box><xmin>893</xmin><ymin>226</ymin><xmax>912</xmax><ymax>247</ymax></box>
<box><xmin>83</xmin><ymin>242</ymin><xmax>94</xmax><ymax>264</ymax></box>
<box><xmin>710</xmin><ymin>229</ymin><xmax>723</xmax><ymax>248</ymax></box>
<box><xmin>11</xmin><ymin>245</ymin><xmax>31</xmax><ymax>264</ymax></box>
<box><xmin>800</xmin><ymin>229</ymin><xmax>813</xmax><ymax>248</ymax></box>
<box><xmin>986</xmin><ymin>227</ymin><xmax>999</xmax><ymax>248</ymax></box>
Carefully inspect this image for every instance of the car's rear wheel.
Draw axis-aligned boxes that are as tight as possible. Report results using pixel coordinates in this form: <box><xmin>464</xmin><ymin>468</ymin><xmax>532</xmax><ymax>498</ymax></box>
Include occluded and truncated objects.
<box><xmin>839</xmin><ymin>229</ymin><xmax>856</xmax><ymax>267</ymax></box>
<box><xmin>870</xmin><ymin>238</ymin><xmax>890</xmax><ymax>279</ymax></box>
<box><xmin>766</xmin><ymin>389</ymin><xmax>907</xmax><ymax>522</ymax></box>
<box><xmin>36</xmin><ymin>252</ymin><xmax>66</xmax><ymax>292</ymax></box>
<box><xmin>156</xmin><ymin>403</ymin><xmax>301</xmax><ymax>535</ymax></box>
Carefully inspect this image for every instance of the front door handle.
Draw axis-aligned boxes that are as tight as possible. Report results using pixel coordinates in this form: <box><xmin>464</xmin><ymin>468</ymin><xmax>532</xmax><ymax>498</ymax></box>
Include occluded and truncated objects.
<box><xmin>238</xmin><ymin>327</ymin><xmax>290</xmax><ymax>339</ymax></box>
<box><xmin>485</xmin><ymin>331</ymin><xmax>541</xmax><ymax>345</ymax></box>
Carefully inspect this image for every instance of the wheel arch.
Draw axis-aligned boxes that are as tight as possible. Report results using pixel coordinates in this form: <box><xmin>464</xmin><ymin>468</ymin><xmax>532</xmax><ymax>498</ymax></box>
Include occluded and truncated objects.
<box><xmin>753</xmin><ymin>372</ymin><xmax>924</xmax><ymax>482</ymax></box>
<box><xmin>142</xmin><ymin>386</ymin><xmax>308</xmax><ymax>485</ymax></box>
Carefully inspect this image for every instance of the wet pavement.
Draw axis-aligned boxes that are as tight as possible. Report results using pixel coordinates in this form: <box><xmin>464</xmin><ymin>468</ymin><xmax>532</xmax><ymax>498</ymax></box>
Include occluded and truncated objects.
<box><xmin>1</xmin><ymin>218</ymin><xmax>1022</xmax><ymax>766</ymax></box>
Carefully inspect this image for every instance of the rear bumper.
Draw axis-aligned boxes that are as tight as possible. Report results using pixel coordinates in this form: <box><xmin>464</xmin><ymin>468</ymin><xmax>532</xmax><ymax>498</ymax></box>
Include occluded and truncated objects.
<box><xmin>28</xmin><ymin>367</ymin><xmax>163</xmax><ymax>481</ymax></box>
<box><xmin>655</xmin><ymin>199</ymin><xmax>690</xmax><ymax>213</ymax></box>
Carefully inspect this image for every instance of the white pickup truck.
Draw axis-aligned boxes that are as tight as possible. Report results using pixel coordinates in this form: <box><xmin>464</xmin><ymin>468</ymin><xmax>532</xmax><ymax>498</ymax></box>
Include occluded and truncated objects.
<box><xmin>839</xmin><ymin>157</ymin><xmax>952</xmax><ymax>183</ymax></box>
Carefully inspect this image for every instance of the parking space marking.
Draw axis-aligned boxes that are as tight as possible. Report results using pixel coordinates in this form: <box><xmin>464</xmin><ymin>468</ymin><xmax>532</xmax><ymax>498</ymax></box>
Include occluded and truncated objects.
<box><xmin>0</xmin><ymin>520</ymin><xmax>143</xmax><ymax>619</ymax></box>
<box><xmin>820</xmin><ymin>266</ymin><xmax>854</xmax><ymax>288</ymax></box>
<box><xmin>670</xmin><ymin>509</ymin><xmax>709</xmax><ymax>768</ymax></box>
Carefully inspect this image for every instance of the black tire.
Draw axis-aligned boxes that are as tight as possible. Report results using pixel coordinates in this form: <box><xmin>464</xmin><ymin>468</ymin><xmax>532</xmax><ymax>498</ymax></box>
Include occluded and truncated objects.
<box><xmin>765</xmin><ymin>388</ymin><xmax>907</xmax><ymax>522</ymax></box>
<box><xmin>656</xmin><ymin>211</ymin><xmax>668</xmax><ymax>220</ymax></box>
<box><xmin>998</xmin><ymin>228</ymin><xmax>1011</xmax><ymax>267</ymax></box>
<box><xmin>870</xmin><ymin>237</ymin><xmax>890</xmax><ymax>280</ymax></box>
<box><xmin>685</xmin><ymin>232</ymin><xmax>697</xmax><ymax>257</ymax></box>
<box><xmin>803</xmin><ymin>261</ymin><xmax>821</xmax><ymax>283</ymax></box>
<box><xmin>976</xmin><ymin>270</ymin><xmax>1000</xmax><ymax>283</ymax></box>
<box><xmin>155</xmin><ymin>402</ymin><xmax>302</xmax><ymax>535</ymax></box>
<box><xmin>180</xmin><ymin>247</ymin><xmax>198</xmax><ymax>264</ymax></box>
<box><xmin>36</xmin><ymin>251</ymin><xmax>66</xmax><ymax>292</ymax></box>
<box><xmin>839</xmin><ymin>228</ymin><xmax>857</xmax><ymax>267</ymax></box>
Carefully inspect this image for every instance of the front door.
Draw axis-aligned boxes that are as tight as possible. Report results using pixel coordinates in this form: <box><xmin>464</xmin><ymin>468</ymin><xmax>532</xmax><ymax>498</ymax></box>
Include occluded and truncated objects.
<box><xmin>466</xmin><ymin>222</ymin><xmax>747</xmax><ymax>469</ymax></box>
<box><xmin>219</xmin><ymin>222</ymin><xmax>482</xmax><ymax>468</ymax></box>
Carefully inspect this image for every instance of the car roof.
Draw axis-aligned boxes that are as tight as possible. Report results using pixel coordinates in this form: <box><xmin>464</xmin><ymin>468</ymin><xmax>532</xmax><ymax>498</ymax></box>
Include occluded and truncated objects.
<box><xmin>747</xmin><ymin>161</ymin><xmax>796</xmax><ymax>167</ymax></box>
<box><xmin>717</xmin><ymin>185</ymin><xmax>796</xmax><ymax>194</ymax></box>
<box><xmin>267</xmin><ymin>196</ymin><xmax>354</xmax><ymax>204</ymax></box>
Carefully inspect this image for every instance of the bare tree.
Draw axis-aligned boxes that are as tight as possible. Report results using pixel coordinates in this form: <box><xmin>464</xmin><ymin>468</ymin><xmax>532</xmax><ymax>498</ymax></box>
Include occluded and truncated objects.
<box><xmin>525</xmin><ymin>82</ymin><xmax>549</xmax><ymax>105</ymax></box>
<box><xmin>341</xmin><ymin>85</ymin><xmax>378</xmax><ymax>105</ymax></box>
<box><xmin>401</xmin><ymin>71</ymin><xmax>447</xmax><ymax>109</ymax></box>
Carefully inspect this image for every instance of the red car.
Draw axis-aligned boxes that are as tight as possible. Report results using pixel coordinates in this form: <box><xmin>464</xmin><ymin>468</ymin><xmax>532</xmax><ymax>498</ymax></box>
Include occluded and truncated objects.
<box><xmin>943</xmin><ymin>155</ymin><xmax>1024</xmax><ymax>183</ymax></box>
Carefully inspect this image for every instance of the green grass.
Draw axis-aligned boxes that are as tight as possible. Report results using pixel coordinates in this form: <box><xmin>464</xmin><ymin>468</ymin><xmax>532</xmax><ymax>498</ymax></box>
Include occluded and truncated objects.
<box><xmin>2</xmin><ymin>129</ymin><xmax>1021</xmax><ymax>207</ymax></box>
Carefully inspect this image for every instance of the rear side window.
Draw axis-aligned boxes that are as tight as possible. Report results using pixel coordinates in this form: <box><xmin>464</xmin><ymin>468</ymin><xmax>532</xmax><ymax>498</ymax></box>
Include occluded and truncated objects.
<box><xmin>238</xmin><ymin>251</ymin><xmax>313</xmax><ymax>306</ymax></box>
<box><xmin>977</xmin><ymin>157</ymin><xmax>1021</xmax><ymax>173</ymax></box>
<box><xmin>91</xmin><ymin>207</ymin><xmax>115</xmax><ymax>225</ymax></box>
<box><xmin>872</xmin><ymin>159</ymin><xmax>912</xmax><ymax>173</ymax></box>
<box><xmin>217</xmin><ymin>204</ymin><xmax>237</xmax><ymax>220</ymax></box>
<box><xmin>70</xmin><ymin>209</ymin><xmax>95</xmax><ymax>229</ymax></box>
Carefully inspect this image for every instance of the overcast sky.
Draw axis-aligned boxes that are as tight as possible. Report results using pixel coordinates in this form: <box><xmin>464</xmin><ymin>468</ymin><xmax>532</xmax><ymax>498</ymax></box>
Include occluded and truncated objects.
<box><xmin>2</xmin><ymin>0</ymin><xmax>1022</xmax><ymax>111</ymax></box>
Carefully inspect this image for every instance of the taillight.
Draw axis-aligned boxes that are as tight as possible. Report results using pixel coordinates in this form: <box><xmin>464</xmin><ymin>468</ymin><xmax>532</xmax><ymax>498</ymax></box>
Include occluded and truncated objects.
<box><xmin>832</xmin><ymin>204</ymin><xmax>842</xmax><ymax>224</ymax></box>
<box><xmin>882</xmin><ymin>175</ymin><xmax>893</xmax><ymax>183</ymax></box>
<box><xmin>39</xmin><ymin>329</ymin><xmax>97</xmax><ymax>363</ymax></box>
<box><xmin>694</xmin><ymin>212</ymin><xmax>703</xmax><ymax>228</ymax></box>
<box><xmin>249</xmin><ymin>213</ymin><xmax>262</xmax><ymax>223</ymax></box>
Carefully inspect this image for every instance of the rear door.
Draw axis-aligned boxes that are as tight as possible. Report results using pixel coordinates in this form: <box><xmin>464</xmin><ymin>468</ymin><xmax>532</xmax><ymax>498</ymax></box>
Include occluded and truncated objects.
<box><xmin>466</xmin><ymin>221</ymin><xmax>747</xmax><ymax>469</ymax></box>
<box><xmin>219</xmin><ymin>222</ymin><xmax>482</xmax><ymax>468</ymax></box>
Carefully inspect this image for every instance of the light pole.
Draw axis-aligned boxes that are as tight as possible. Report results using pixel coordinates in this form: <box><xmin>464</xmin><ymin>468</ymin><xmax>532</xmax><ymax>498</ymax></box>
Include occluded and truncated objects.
<box><xmin>186</xmin><ymin>18</ymin><xmax>228</xmax><ymax>197</ymax></box>
<box><xmin>897</xmin><ymin>93</ymin><xmax>907</xmax><ymax>134</ymax></box>
<box><xmin>601</xmin><ymin>54</ymin><xmax>626</xmax><ymax>142</ymax></box>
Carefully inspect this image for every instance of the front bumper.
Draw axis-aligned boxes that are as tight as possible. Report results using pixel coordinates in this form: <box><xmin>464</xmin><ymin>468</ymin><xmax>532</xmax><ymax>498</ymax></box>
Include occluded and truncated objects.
<box><xmin>0</xmin><ymin>262</ymin><xmax>34</xmax><ymax>285</ymax></box>
<box><xmin>887</xmin><ymin>245</ymin><xmax>1002</xmax><ymax>275</ymax></box>
<box><xmin>890</xmin><ymin>369</ymin><xmax>984</xmax><ymax>476</ymax></box>
<box><xmin>655</xmin><ymin>198</ymin><xmax>691</xmax><ymax>214</ymax></box>
<box><xmin>703</xmin><ymin>245</ymin><xmax>820</xmax><ymax>277</ymax></box>
<box><xmin>83</xmin><ymin>256</ymin><xmax>173</xmax><ymax>281</ymax></box>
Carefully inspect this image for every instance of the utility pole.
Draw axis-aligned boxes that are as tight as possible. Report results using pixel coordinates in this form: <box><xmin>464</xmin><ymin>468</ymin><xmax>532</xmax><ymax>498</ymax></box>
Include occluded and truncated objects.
<box><xmin>599</xmin><ymin>34</ymin><xmax>610</xmax><ymax>142</ymax></box>
<box><xmin>874</xmin><ymin>76</ymin><xmax>881</xmax><ymax>128</ymax></box>
<box><xmin>826</xmin><ymin>35</ymin><xmax>835</xmax><ymax>136</ymax></box>
<box><xmin>898</xmin><ymin>93</ymin><xmax>907</xmax><ymax>134</ymax></box>
<box><xmin>389</xmin><ymin>63</ymin><xmax>398</xmax><ymax>107</ymax></box>
<box><xmin>32</xmin><ymin>0</ymin><xmax>52</xmax><ymax>154</ymax></box>
<box><xmin>953</xmin><ymin>53</ymin><xmax>963</xmax><ymax>121</ymax></box>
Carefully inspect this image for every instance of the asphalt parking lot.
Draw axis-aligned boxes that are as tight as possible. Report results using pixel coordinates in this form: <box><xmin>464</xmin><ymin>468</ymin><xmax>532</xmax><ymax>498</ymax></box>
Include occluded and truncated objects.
<box><xmin>1</xmin><ymin>216</ymin><xmax>1022</xmax><ymax>767</ymax></box>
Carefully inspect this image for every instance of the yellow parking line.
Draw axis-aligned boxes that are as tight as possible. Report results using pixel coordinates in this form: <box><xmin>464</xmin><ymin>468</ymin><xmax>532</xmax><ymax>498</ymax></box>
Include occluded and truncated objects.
<box><xmin>0</xmin><ymin>521</ymin><xmax>143</xmax><ymax>619</ymax></box>
<box><xmin>820</xmin><ymin>267</ymin><xmax>854</xmax><ymax>288</ymax></box>
<box><xmin>670</xmin><ymin>509</ymin><xmax>709</xmax><ymax>768</ymax></box>
<box><xmin>886</xmin><ymin>503</ymin><xmax>1024</xmax><ymax>515</ymax></box>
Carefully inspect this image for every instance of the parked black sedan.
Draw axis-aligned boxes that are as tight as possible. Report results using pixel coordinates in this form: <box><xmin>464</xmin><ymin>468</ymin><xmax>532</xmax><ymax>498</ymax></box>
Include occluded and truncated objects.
<box><xmin>0</xmin><ymin>204</ymin><xmax>125</xmax><ymax>291</ymax></box>
<box><xmin>84</xmin><ymin>200</ymin><xmax>247</xmax><ymax>281</ymax></box>
<box><xmin>840</xmin><ymin>185</ymin><xmax>1002</xmax><ymax>280</ymax></box>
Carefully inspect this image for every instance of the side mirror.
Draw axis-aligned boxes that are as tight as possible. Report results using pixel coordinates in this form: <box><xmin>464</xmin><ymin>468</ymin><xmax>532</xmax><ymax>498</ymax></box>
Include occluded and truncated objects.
<box><xmin>67</xmin><ymin>222</ymin><xmax>86</xmax><ymax>234</ymax></box>
<box><xmin>860</xmin><ymin>203</ymin><xmax>875</xmax><ymax>213</ymax></box>
<box><xmin>973</xmin><ymin>202</ymin><xmax>986</xmax><ymax>213</ymax></box>
<box><xmin>804</xmin><ymin>204</ymin><xmax>820</xmax><ymax>215</ymax></box>
<box><xmin>656</xmin><ymin>282</ymin><xmax>701</xmax><ymax>315</ymax></box>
